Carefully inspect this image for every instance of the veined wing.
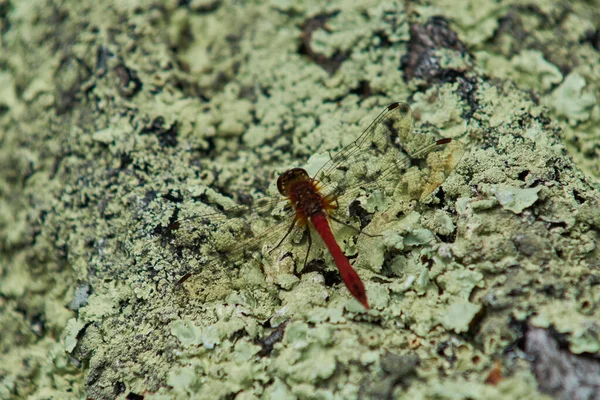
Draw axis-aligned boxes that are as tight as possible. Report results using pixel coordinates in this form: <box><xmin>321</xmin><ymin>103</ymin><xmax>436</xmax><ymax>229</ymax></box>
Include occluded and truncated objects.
<box><xmin>166</xmin><ymin>193</ymin><xmax>297</xmax><ymax>284</ymax></box>
<box><xmin>314</xmin><ymin>102</ymin><xmax>465</xmax><ymax>211</ymax></box>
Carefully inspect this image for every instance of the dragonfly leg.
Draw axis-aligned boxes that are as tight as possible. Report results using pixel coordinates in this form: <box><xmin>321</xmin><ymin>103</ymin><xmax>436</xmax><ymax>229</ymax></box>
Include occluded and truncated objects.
<box><xmin>302</xmin><ymin>227</ymin><xmax>312</xmax><ymax>274</ymax></box>
<box><xmin>175</xmin><ymin>272</ymin><xmax>192</xmax><ymax>286</ymax></box>
<box><xmin>268</xmin><ymin>218</ymin><xmax>297</xmax><ymax>255</ymax></box>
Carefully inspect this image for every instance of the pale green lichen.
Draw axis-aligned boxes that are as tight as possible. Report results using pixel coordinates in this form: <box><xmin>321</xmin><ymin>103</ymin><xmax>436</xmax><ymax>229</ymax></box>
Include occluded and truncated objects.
<box><xmin>437</xmin><ymin>301</ymin><xmax>482</xmax><ymax>333</ymax></box>
<box><xmin>399</xmin><ymin>373</ymin><xmax>553</xmax><ymax>400</ymax></box>
<box><xmin>412</xmin><ymin>82</ymin><xmax>469</xmax><ymax>138</ymax></box>
<box><xmin>166</xmin><ymin>365</ymin><xmax>201</xmax><ymax>397</ymax></box>
<box><xmin>437</xmin><ymin>268</ymin><xmax>484</xmax><ymax>301</ymax></box>
<box><xmin>546</xmin><ymin>72</ymin><xmax>597</xmax><ymax>124</ymax></box>
<box><xmin>491</xmin><ymin>185</ymin><xmax>542</xmax><ymax>214</ymax></box>
<box><xmin>63</xmin><ymin>318</ymin><xmax>87</xmax><ymax>353</ymax></box>
<box><xmin>531</xmin><ymin>302</ymin><xmax>600</xmax><ymax>354</ymax></box>
<box><xmin>170</xmin><ymin>319</ymin><xmax>203</xmax><ymax>347</ymax></box>
<box><xmin>2</xmin><ymin>0</ymin><xmax>600</xmax><ymax>399</ymax></box>
<box><xmin>475</xmin><ymin>50</ymin><xmax>563</xmax><ymax>91</ymax></box>
<box><xmin>415</xmin><ymin>0</ymin><xmax>507</xmax><ymax>47</ymax></box>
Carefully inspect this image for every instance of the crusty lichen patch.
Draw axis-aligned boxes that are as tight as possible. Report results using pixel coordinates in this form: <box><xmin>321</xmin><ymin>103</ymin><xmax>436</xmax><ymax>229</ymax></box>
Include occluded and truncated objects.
<box><xmin>468</xmin><ymin>2</ymin><xmax>600</xmax><ymax>187</ymax></box>
<box><xmin>1</xmin><ymin>0</ymin><xmax>599</xmax><ymax>399</ymax></box>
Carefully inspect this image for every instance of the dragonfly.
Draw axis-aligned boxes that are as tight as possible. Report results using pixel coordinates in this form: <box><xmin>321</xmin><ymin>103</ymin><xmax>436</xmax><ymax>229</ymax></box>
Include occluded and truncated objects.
<box><xmin>167</xmin><ymin>102</ymin><xmax>465</xmax><ymax>309</ymax></box>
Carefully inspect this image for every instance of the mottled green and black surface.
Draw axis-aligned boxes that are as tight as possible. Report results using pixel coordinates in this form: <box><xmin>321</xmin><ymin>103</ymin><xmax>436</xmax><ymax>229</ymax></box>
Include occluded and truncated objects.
<box><xmin>1</xmin><ymin>1</ymin><xmax>599</xmax><ymax>399</ymax></box>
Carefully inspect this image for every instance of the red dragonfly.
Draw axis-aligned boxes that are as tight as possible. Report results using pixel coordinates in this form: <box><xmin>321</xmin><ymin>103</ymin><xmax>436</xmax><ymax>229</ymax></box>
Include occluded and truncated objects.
<box><xmin>167</xmin><ymin>102</ymin><xmax>464</xmax><ymax>309</ymax></box>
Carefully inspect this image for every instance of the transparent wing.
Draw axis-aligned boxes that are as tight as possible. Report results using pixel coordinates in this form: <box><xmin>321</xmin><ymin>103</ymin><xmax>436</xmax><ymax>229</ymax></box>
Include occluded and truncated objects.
<box><xmin>167</xmin><ymin>193</ymin><xmax>289</xmax><ymax>232</ymax></box>
<box><xmin>165</xmin><ymin>194</ymin><xmax>298</xmax><ymax>283</ymax></box>
<box><xmin>314</xmin><ymin>102</ymin><xmax>465</xmax><ymax>211</ymax></box>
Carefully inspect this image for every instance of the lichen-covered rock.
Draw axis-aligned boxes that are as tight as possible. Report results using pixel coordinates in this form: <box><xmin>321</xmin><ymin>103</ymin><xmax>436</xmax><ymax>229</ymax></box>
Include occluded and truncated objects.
<box><xmin>1</xmin><ymin>1</ymin><xmax>599</xmax><ymax>399</ymax></box>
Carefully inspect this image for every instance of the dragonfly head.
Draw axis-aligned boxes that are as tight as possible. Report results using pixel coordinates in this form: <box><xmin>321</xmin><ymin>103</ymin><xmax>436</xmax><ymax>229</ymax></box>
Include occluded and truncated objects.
<box><xmin>277</xmin><ymin>168</ymin><xmax>311</xmax><ymax>196</ymax></box>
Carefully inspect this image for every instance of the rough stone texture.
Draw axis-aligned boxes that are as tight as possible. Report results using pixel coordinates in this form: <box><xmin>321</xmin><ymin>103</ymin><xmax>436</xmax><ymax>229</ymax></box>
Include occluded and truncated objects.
<box><xmin>1</xmin><ymin>0</ymin><xmax>599</xmax><ymax>399</ymax></box>
<box><xmin>526</xmin><ymin>327</ymin><xmax>600</xmax><ymax>400</ymax></box>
